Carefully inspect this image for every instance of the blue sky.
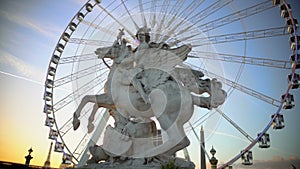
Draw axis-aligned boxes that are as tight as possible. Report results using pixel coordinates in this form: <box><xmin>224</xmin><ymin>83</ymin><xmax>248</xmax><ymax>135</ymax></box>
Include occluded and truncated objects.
<box><xmin>0</xmin><ymin>0</ymin><xmax>86</xmax><ymax>167</ymax></box>
<box><xmin>0</xmin><ymin>0</ymin><xmax>300</xmax><ymax>169</ymax></box>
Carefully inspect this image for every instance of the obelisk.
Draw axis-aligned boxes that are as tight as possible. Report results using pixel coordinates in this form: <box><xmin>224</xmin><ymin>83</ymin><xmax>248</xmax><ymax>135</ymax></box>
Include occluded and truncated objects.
<box><xmin>200</xmin><ymin>126</ymin><xmax>206</xmax><ymax>169</ymax></box>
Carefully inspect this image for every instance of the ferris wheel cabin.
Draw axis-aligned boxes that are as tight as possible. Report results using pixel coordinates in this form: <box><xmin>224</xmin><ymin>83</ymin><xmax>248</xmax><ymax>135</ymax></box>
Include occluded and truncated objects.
<box><xmin>281</xmin><ymin>93</ymin><xmax>295</xmax><ymax>109</ymax></box>
<box><xmin>290</xmin><ymin>54</ymin><xmax>300</xmax><ymax>69</ymax></box>
<box><xmin>54</xmin><ymin>142</ymin><xmax>65</xmax><ymax>153</ymax></box>
<box><xmin>257</xmin><ymin>133</ymin><xmax>271</xmax><ymax>148</ymax></box>
<box><xmin>271</xmin><ymin>114</ymin><xmax>285</xmax><ymax>129</ymax></box>
<box><xmin>241</xmin><ymin>150</ymin><xmax>253</xmax><ymax>165</ymax></box>
<box><xmin>290</xmin><ymin>36</ymin><xmax>300</xmax><ymax>51</ymax></box>
<box><xmin>286</xmin><ymin>18</ymin><xmax>299</xmax><ymax>34</ymax></box>
<box><xmin>288</xmin><ymin>73</ymin><xmax>300</xmax><ymax>89</ymax></box>
<box><xmin>280</xmin><ymin>3</ymin><xmax>291</xmax><ymax>18</ymax></box>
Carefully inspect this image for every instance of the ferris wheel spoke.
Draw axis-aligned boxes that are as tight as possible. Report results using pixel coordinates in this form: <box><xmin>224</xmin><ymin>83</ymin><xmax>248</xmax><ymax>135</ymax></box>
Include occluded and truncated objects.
<box><xmin>193</xmin><ymin>111</ymin><xmax>219</xmax><ymax>132</ymax></box>
<box><xmin>159</xmin><ymin>0</ymin><xmax>171</xmax><ymax>16</ymax></box>
<box><xmin>96</xmin><ymin>4</ymin><xmax>136</xmax><ymax>39</ymax></box>
<box><xmin>149</xmin><ymin>0</ymin><xmax>157</xmax><ymax>28</ymax></box>
<box><xmin>81</xmin><ymin>20</ymin><xmax>118</xmax><ymax>37</ymax></box>
<box><xmin>190</xmin><ymin>26</ymin><xmax>287</xmax><ymax>46</ymax></box>
<box><xmin>177</xmin><ymin>0</ymin><xmax>204</xmax><ymax>21</ymax></box>
<box><xmin>53</xmin><ymin>73</ymin><xmax>108</xmax><ymax>112</ymax></box>
<box><xmin>58</xmin><ymin>117</ymin><xmax>73</xmax><ymax>137</ymax></box>
<box><xmin>173</xmin><ymin>26</ymin><xmax>288</xmax><ymax>47</ymax></box>
<box><xmin>199</xmin><ymin>0</ymin><xmax>274</xmax><ymax>32</ymax></box>
<box><xmin>54</xmin><ymin>63</ymin><xmax>109</xmax><ymax>88</ymax></box>
<box><xmin>73</xmin><ymin>108</ymin><xmax>106</xmax><ymax>159</ymax></box>
<box><xmin>59</xmin><ymin>107</ymin><xmax>92</xmax><ymax>137</ymax></box>
<box><xmin>198</xmin><ymin>0</ymin><xmax>275</xmax><ymax>32</ymax></box>
<box><xmin>216</xmin><ymin>108</ymin><xmax>255</xmax><ymax>142</ymax></box>
<box><xmin>172</xmin><ymin>0</ymin><xmax>232</xmax><ymax>38</ymax></box>
<box><xmin>165</xmin><ymin>0</ymin><xmax>187</xmax><ymax>21</ymax></box>
<box><xmin>85</xmin><ymin>0</ymin><xmax>125</xmax><ymax>37</ymax></box>
<box><xmin>153</xmin><ymin>0</ymin><xmax>171</xmax><ymax>42</ymax></box>
<box><xmin>188</xmin><ymin>111</ymin><xmax>213</xmax><ymax>131</ymax></box>
<box><xmin>165</xmin><ymin>0</ymin><xmax>204</xmax><ymax>31</ymax></box>
<box><xmin>189</xmin><ymin>0</ymin><xmax>232</xmax><ymax>24</ymax></box>
<box><xmin>139</xmin><ymin>0</ymin><xmax>148</xmax><ymax>28</ymax></box>
<box><xmin>73</xmin><ymin>133</ymin><xmax>89</xmax><ymax>158</ymax></box>
<box><xmin>160</xmin><ymin>2</ymin><xmax>181</xmax><ymax>31</ymax></box>
<box><xmin>189</xmin><ymin>51</ymin><xmax>291</xmax><ymax>69</ymax></box>
<box><xmin>160</xmin><ymin>0</ymin><xmax>205</xmax><ymax>42</ymax></box>
<box><xmin>162</xmin><ymin>0</ymin><xmax>231</xmax><ymax>42</ymax></box>
<box><xmin>160</xmin><ymin>0</ymin><xmax>187</xmax><ymax>31</ymax></box>
<box><xmin>121</xmin><ymin>0</ymin><xmax>139</xmax><ymax>30</ymax></box>
<box><xmin>69</xmin><ymin>38</ymin><xmax>113</xmax><ymax>46</ymax></box>
<box><xmin>178</xmin><ymin>0</ymin><xmax>205</xmax><ymax>21</ymax></box>
<box><xmin>168</xmin><ymin>0</ymin><xmax>186</xmax><ymax>16</ymax></box>
<box><xmin>59</xmin><ymin>53</ymin><xmax>96</xmax><ymax>64</ymax></box>
<box><xmin>187</xmin><ymin>63</ymin><xmax>281</xmax><ymax>107</ymax></box>
<box><xmin>173</xmin><ymin>1</ymin><xmax>275</xmax><ymax>45</ymax></box>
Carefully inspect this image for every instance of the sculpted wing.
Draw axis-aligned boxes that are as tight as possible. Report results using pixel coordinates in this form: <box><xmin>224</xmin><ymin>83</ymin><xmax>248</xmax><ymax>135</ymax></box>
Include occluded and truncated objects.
<box><xmin>135</xmin><ymin>44</ymin><xmax>192</xmax><ymax>72</ymax></box>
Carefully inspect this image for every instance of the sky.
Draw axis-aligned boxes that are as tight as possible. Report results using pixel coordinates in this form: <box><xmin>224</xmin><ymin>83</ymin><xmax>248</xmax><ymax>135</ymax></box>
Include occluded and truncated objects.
<box><xmin>0</xmin><ymin>0</ymin><xmax>300</xmax><ymax>169</ymax></box>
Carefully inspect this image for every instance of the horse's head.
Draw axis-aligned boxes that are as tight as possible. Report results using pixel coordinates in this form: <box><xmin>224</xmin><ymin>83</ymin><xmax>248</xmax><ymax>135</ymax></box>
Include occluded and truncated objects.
<box><xmin>95</xmin><ymin>44</ymin><xmax>121</xmax><ymax>60</ymax></box>
<box><xmin>95</xmin><ymin>39</ymin><xmax>131</xmax><ymax>64</ymax></box>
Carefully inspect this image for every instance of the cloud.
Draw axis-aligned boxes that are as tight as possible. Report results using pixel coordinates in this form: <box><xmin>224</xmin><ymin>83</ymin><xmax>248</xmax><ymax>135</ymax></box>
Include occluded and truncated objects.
<box><xmin>74</xmin><ymin>0</ymin><xmax>87</xmax><ymax>5</ymax></box>
<box><xmin>0</xmin><ymin>50</ymin><xmax>44</xmax><ymax>82</ymax></box>
<box><xmin>231</xmin><ymin>156</ymin><xmax>300</xmax><ymax>169</ymax></box>
<box><xmin>0</xmin><ymin>50</ymin><xmax>71</xmax><ymax>92</ymax></box>
<box><xmin>206</xmin><ymin>128</ymin><xmax>249</xmax><ymax>143</ymax></box>
<box><xmin>0</xmin><ymin>10</ymin><xmax>60</xmax><ymax>40</ymax></box>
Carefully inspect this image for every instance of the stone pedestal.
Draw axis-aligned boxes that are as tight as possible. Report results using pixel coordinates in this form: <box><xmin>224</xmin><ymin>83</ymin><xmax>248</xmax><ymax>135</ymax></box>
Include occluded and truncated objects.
<box><xmin>77</xmin><ymin>157</ymin><xmax>195</xmax><ymax>169</ymax></box>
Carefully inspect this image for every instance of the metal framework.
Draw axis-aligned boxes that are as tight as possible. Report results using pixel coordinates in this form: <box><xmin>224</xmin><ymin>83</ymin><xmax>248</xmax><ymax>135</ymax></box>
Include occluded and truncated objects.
<box><xmin>190</xmin><ymin>27</ymin><xmax>288</xmax><ymax>47</ymax></box>
<box><xmin>172</xmin><ymin>0</ymin><xmax>276</xmax><ymax>45</ymax></box>
<box><xmin>189</xmin><ymin>51</ymin><xmax>291</xmax><ymax>69</ymax></box>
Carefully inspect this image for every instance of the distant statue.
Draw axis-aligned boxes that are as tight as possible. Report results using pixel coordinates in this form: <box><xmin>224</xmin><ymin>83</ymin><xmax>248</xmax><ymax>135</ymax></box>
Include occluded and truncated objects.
<box><xmin>73</xmin><ymin>27</ymin><xmax>227</xmax><ymax>168</ymax></box>
<box><xmin>25</xmin><ymin>148</ymin><xmax>33</xmax><ymax>166</ymax></box>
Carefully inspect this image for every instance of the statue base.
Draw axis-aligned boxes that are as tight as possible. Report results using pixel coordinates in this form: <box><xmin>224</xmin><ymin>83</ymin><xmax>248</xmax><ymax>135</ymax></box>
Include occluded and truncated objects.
<box><xmin>77</xmin><ymin>157</ymin><xmax>195</xmax><ymax>169</ymax></box>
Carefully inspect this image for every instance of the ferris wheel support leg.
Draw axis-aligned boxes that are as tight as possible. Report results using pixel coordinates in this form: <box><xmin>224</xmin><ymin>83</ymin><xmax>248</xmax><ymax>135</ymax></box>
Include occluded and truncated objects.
<box><xmin>77</xmin><ymin>110</ymin><xmax>111</xmax><ymax>167</ymax></box>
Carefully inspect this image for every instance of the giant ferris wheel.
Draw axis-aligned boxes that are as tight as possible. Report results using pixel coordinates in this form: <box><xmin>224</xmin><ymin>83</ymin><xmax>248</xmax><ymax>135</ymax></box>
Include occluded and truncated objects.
<box><xmin>43</xmin><ymin>0</ymin><xmax>299</xmax><ymax>168</ymax></box>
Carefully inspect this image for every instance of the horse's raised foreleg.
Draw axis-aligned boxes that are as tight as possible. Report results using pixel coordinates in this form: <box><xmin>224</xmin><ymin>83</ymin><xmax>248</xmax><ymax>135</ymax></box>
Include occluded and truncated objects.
<box><xmin>73</xmin><ymin>94</ymin><xmax>115</xmax><ymax>131</ymax></box>
<box><xmin>73</xmin><ymin>95</ymin><xmax>98</xmax><ymax>130</ymax></box>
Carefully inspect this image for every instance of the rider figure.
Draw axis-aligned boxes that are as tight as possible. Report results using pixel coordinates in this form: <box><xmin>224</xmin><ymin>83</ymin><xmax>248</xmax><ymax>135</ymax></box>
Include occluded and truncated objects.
<box><xmin>110</xmin><ymin>27</ymin><xmax>151</xmax><ymax>104</ymax></box>
<box><xmin>134</xmin><ymin>27</ymin><xmax>150</xmax><ymax>51</ymax></box>
<box><xmin>131</xmin><ymin>27</ymin><xmax>151</xmax><ymax>104</ymax></box>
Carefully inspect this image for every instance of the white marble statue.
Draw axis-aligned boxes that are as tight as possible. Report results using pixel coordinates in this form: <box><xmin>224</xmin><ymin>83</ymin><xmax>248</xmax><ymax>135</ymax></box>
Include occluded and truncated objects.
<box><xmin>73</xmin><ymin>28</ymin><xmax>227</xmax><ymax>168</ymax></box>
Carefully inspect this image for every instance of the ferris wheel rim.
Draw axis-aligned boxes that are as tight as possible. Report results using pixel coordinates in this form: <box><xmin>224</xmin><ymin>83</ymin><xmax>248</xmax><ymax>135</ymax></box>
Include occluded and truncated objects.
<box><xmin>218</xmin><ymin>0</ymin><xmax>299</xmax><ymax>168</ymax></box>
